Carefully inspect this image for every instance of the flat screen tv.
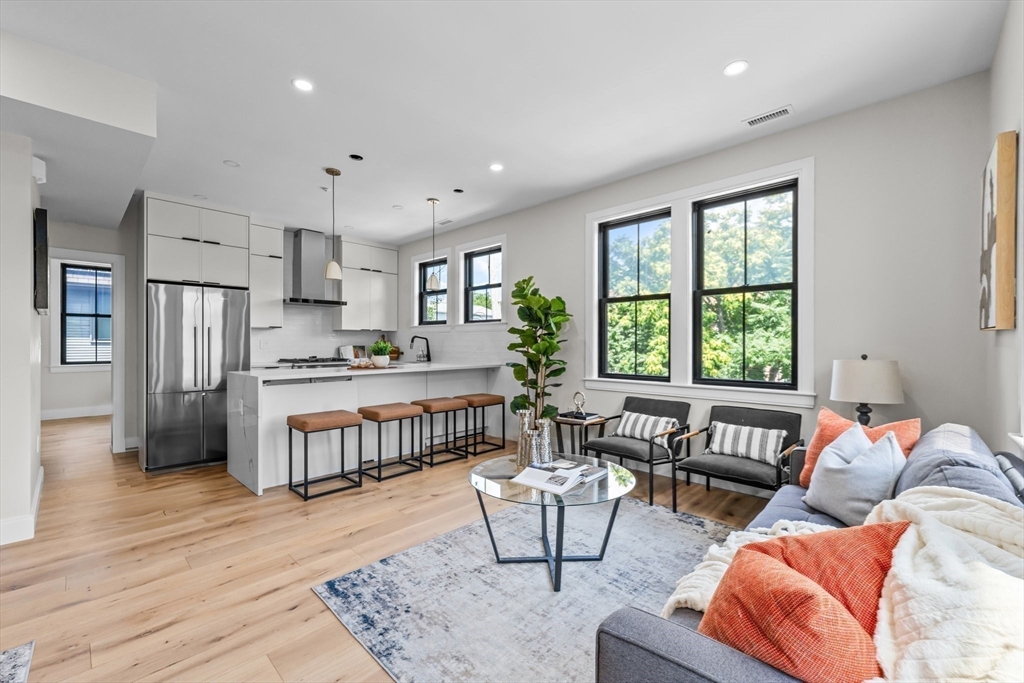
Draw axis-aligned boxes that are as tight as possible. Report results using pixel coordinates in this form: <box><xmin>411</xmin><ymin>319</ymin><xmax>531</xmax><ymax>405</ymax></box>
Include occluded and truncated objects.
<box><xmin>33</xmin><ymin>208</ymin><xmax>48</xmax><ymax>314</ymax></box>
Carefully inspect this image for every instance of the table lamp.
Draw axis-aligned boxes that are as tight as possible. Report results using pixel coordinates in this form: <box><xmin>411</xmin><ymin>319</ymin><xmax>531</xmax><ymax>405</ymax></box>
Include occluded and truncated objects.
<box><xmin>830</xmin><ymin>354</ymin><xmax>904</xmax><ymax>426</ymax></box>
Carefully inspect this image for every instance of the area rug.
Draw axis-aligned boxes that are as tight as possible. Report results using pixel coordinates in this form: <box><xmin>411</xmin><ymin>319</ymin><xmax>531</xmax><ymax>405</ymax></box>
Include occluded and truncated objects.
<box><xmin>314</xmin><ymin>497</ymin><xmax>734</xmax><ymax>682</ymax></box>
<box><xmin>0</xmin><ymin>641</ymin><xmax>34</xmax><ymax>683</ymax></box>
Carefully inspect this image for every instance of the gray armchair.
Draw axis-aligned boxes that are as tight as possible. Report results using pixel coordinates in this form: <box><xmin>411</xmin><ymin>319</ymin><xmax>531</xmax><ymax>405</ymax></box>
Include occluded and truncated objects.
<box><xmin>581</xmin><ymin>397</ymin><xmax>691</xmax><ymax>509</ymax></box>
<box><xmin>675</xmin><ymin>406</ymin><xmax>803</xmax><ymax>493</ymax></box>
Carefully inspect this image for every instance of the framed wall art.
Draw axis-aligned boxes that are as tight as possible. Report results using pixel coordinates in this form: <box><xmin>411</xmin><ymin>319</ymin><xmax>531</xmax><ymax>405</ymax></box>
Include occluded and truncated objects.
<box><xmin>980</xmin><ymin>130</ymin><xmax>1018</xmax><ymax>330</ymax></box>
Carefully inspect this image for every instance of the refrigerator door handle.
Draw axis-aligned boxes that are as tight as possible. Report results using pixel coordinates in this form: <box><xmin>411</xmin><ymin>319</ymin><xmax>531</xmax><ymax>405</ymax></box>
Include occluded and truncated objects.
<box><xmin>193</xmin><ymin>327</ymin><xmax>199</xmax><ymax>389</ymax></box>
<box><xmin>207</xmin><ymin>326</ymin><xmax>212</xmax><ymax>387</ymax></box>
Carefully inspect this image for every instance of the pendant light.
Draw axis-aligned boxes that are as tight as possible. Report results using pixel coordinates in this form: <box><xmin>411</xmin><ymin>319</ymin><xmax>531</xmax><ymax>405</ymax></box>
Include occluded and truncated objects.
<box><xmin>425</xmin><ymin>197</ymin><xmax>442</xmax><ymax>291</ymax></box>
<box><xmin>324</xmin><ymin>167</ymin><xmax>343</xmax><ymax>280</ymax></box>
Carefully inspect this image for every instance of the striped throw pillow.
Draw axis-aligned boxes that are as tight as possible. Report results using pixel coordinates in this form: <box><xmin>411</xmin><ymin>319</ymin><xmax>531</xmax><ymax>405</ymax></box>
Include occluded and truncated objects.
<box><xmin>612</xmin><ymin>411</ymin><xmax>679</xmax><ymax>449</ymax></box>
<box><xmin>706</xmin><ymin>421</ymin><xmax>787</xmax><ymax>466</ymax></box>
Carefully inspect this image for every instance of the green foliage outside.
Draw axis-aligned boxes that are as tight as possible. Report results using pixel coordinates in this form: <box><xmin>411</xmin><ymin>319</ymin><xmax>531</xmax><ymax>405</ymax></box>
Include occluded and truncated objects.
<box><xmin>507</xmin><ymin>276</ymin><xmax>572</xmax><ymax>425</ymax></box>
<box><xmin>602</xmin><ymin>189</ymin><xmax>794</xmax><ymax>384</ymax></box>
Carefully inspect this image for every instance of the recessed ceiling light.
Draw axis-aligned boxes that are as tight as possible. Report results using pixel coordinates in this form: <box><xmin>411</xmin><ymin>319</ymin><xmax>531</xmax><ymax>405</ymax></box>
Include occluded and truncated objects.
<box><xmin>392</xmin><ymin>205</ymin><xmax>403</xmax><ymax>210</ymax></box>
<box><xmin>292</xmin><ymin>78</ymin><xmax>314</xmax><ymax>92</ymax></box>
<box><xmin>723</xmin><ymin>60</ymin><xmax>749</xmax><ymax>76</ymax></box>
<box><xmin>223</xmin><ymin>160</ymin><xmax>241</xmax><ymax>168</ymax></box>
<box><xmin>453</xmin><ymin>188</ymin><xmax>464</xmax><ymax>193</ymax></box>
<box><xmin>489</xmin><ymin>163</ymin><xmax>503</xmax><ymax>172</ymax></box>
<box><xmin>349</xmin><ymin>154</ymin><xmax>363</xmax><ymax>161</ymax></box>
<box><xmin>193</xmin><ymin>194</ymin><xmax>207</xmax><ymax>200</ymax></box>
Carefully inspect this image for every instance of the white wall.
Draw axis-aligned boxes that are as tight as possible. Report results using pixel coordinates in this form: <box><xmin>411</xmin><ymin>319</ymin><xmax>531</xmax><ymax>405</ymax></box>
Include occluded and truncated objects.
<box><xmin>399</xmin><ymin>72</ymin><xmax>997</xmax><ymax>455</ymax></box>
<box><xmin>40</xmin><ymin>201</ymin><xmax>140</xmax><ymax>439</ymax></box>
<box><xmin>0</xmin><ymin>131</ymin><xmax>43</xmax><ymax>545</ymax></box>
<box><xmin>985</xmin><ymin>0</ymin><xmax>1024</xmax><ymax>452</ymax></box>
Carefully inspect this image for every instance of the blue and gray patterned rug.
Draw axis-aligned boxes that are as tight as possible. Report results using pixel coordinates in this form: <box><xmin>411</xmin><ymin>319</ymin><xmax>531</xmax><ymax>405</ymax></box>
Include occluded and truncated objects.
<box><xmin>314</xmin><ymin>496</ymin><xmax>734</xmax><ymax>682</ymax></box>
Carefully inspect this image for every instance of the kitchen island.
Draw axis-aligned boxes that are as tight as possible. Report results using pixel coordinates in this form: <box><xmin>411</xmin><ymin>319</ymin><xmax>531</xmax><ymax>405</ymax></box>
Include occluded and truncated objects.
<box><xmin>227</xmin><ymin>363</ymin><xmax>504</xmax><ymax>495</ymax></box>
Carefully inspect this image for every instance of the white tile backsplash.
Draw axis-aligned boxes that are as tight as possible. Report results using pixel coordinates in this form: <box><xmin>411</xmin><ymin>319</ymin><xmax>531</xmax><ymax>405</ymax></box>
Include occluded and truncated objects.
<box><xmin>251</xmin><ymin>305</ymin><xmax>383</xmax><ymax>364</ymax></box>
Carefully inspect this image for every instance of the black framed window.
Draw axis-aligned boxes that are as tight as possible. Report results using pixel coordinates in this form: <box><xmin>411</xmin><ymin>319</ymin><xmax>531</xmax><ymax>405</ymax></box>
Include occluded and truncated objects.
<box><xmin>419</xmin><ymin>258</ymin><xmax>448</xmax><ymax>325</ymax></box>
<box><xmin>693</xmin><ymin>180</ymin><xmax>797</xmax><ymax>388</ymax></box>
<box><xmin>464</xmin><ymin>247</ymin><xmax>502</xmax><ymax>323</ymax></box>
<box><xmin>61</xmin><ymin>264</ymin><xmax>112</xmax><ymax>365</ymax></box>
<box><xmin>599</xmin><ymin>210</ymin><xmax>671</xmax><ymax>380</ymax></box>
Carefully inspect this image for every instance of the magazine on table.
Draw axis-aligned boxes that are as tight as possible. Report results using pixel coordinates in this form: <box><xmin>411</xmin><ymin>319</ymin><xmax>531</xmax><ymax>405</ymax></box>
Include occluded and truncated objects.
<box><xmin>511</xmin><ymin>460</ymin><xmax>608</xmax><ymax>494</ymax></box>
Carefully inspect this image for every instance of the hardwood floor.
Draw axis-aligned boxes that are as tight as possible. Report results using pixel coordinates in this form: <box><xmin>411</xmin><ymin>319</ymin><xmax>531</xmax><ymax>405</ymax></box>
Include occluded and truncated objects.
<box><xmin>0</xmin><ymin>416</ymin><xmax>766</xmax><ymax>682</ymax></box>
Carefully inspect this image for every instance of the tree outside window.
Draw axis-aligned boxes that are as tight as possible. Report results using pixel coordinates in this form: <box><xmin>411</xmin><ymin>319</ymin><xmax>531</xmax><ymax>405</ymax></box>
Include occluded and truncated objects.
<box><xmin>694</xmin><ymin>181</ymin><xmax>797</xmax><ymax>388</ymax></box>
<box><xmin>599</xmin><ymin>212</ymin><xmax>671</xmax><ymax>380</ymax></box>
<box><xmin>464</xmin><ymin>247</ymin><xmax>502</xmax><ymax>322</ymax></box>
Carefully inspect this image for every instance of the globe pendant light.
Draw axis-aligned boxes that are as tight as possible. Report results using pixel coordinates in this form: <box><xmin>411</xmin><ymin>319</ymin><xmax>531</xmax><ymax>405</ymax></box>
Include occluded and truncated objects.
<box><xmin>425</xmin><ymin>197</ymin><xmax>441</xmax><ymax>291</ymax></box>
<box><xmin>324</xmin><ymin>167</ymin><xmax>343</xmax><ymax>280</ymax></box>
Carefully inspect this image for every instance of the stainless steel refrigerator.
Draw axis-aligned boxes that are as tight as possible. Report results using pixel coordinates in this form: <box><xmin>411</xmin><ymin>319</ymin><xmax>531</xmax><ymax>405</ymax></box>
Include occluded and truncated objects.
<box><xmin>146</xmin><ymin>283</ymin><xmax>249</xmax><ymax>469</ymax></box>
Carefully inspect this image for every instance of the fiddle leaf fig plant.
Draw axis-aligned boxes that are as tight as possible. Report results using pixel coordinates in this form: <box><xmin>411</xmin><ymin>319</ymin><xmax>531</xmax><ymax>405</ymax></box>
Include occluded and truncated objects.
<box><xmin>507</xmin><ymin>276</ymin><xmax>572</xmax><ymax>427</ymax></box>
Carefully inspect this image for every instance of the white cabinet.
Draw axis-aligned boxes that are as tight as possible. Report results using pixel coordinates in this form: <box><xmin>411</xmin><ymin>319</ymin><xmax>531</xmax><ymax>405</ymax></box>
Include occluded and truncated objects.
<box><xmin>201</xmin><ymin>243</ymin><xmax>248</xmax><ymax>287</ymax></box>
<box><xmin>372</xmin><ymin>248</ymin><xmax>399</xmax><ymax>274</ymax></box>
<box><xmin>250</xmin><ymin>224</ymin><xmax>283</xmax><ymax>257</ymax></box>
<box><xmin>341</xmin><ymin>242</ymin><xmax>374</xmax><ymax>269</ymax></box>
<box><xmin>370</xmin><ymin>272</ymin><xmax>398</xmax><ymax>330</ymax></box>
<box><xmin>147</xmin><ymin>199</ymin><xmax>200</xmax><ymax>240</ymax></box>
<box><xmin>201</xmin><ymin>210</ymin><xmax>248</xmax><ymax>248</ymax></box>
<box><xmin>249</xmin><ymin>255</ymin><xmax>283</xmax><ymax>328</ymax></box>
<box><xmin>335</xmin><ymin>267</ymin><xmax>372</xmax><ymax>330</ymax></box>
<box><xmin>148</xmin><ymin>235</ymin><xmax>201</xmax><ymax>283</ymax></box>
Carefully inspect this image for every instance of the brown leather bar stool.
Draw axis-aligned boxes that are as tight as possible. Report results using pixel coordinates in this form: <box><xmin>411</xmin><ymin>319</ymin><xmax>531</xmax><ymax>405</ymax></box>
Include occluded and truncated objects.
<box><xmin>357</xmin><ymin>402</ymin><xmax>424</xmax><ymax>482</ymax></box>
<box><xmin>453</xmin><ymin>393</ymin><xmax>506</xmax><ymax>456</ymax></box>
<box><xmin>287</xmin><ymin>410</ymin><xmax>363</xmax><ymax>500</ymax></box>
<box><xmin>411</xmin><ymin>397</ymin><xmax>470</xmax><ymax>467</ymax></box>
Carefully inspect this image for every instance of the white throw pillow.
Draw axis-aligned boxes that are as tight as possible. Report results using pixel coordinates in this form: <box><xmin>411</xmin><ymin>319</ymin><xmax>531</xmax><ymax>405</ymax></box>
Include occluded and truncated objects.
<box><xmin>612</xmin><ymin>411</ymin><xmax>679</xmax><ymax>449</ymax></box>
<box><xmin>803</xmin><ymin>425</ymin><xmax>905</xmax><ymax>526</ymax></box>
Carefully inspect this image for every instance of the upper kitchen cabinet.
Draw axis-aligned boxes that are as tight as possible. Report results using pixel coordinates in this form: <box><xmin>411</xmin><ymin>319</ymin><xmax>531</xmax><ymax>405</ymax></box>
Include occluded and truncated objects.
<box><xmin>372</xmin><ymin>247</ymin><xmax>399</xmax><ymax>274</ymax></box>
<box><xmin>249</xmin><ymin>223</ymin><xmax>284</xmax><ymax>327</ymax></box>
<box><xmin>250</xmin><ymin>224</ymin><xmax>284</xmax><ymax>258</ymax></box>
<box><xmin>341</xmin><ymin>241</ymin><xmax>374</xmax><ymax>269</ymax></box>
<box><xmin>147</xmin><ymin>199</ymin><xmax>201</xmax><ymax>240</ymax></box>
<box><xmin>143</xmin><ymin>193</ymin><xmax>251</xmax><ymax>288</ymax></box>
<box><xmin>201</xmin><ymin>210</ymin><xmax>248</xmax><ymax>248</ymax></box>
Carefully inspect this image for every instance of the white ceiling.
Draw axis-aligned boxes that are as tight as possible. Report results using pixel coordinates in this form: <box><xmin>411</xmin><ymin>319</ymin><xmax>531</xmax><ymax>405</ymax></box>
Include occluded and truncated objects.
<box><xmin>0</xmin><ymin>0</ymin><xmax>1008</xmax><ymax>243</ymax></box>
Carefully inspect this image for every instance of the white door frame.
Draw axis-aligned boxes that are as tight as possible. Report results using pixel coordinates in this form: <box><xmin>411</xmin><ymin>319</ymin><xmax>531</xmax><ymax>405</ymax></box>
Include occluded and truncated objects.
<box><xmin>48</xmin><ymin>247</ymin><xmax>128</xmax><ymax>453</ymax></box>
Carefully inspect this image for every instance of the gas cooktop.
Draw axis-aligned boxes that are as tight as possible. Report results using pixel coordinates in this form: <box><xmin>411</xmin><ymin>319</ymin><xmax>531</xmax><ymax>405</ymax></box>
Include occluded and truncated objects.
<box><xmin>277</xmin><ymin>356</ymin><xmax>348</xmax><ymax>367</ymax></box>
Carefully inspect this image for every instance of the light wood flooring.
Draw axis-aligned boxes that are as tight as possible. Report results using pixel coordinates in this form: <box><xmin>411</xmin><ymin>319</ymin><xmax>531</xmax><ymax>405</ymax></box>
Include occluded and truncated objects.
<box><xmin>0</xmin><ymin>416</ymin><xmax>767</xmax><ymax>682</ymax></box>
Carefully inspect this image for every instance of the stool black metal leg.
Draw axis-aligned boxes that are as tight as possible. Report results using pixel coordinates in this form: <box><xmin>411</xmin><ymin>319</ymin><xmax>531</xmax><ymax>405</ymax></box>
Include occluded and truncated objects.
<box><xmin>303</xmin><ymin>432</ymin><xmax>310</xmax><ymax>501</ymax></box>
<box><xmin>357</xmin><ymin>424</ymin><xmax>363</xmax><ymax>486</ymax></box>
<box><xmin>377</xmin><ymin>421</ymin><xmax>383</xmax><ymax>481</ymax></box>
<box><xmin>288</xmin><ymin>426</ymin><xmax>293</xmax><ymax>492</ymax></box>
<box><xmin>501</xmin><ymin>405</ymin><xmax>506</xmax><ymax>449</ymax></box>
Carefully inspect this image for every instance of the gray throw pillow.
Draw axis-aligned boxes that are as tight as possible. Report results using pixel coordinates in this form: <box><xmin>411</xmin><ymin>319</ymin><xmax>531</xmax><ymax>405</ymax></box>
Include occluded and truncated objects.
<box><xmin>803</xmin><ymin>426</ymin><xmax>906</xmax><ymax>526</ymax></box>
<box><xmin>995</xmin><ymin>453</ymin><xmax>1024</xmax><ymax>503</ymax></box>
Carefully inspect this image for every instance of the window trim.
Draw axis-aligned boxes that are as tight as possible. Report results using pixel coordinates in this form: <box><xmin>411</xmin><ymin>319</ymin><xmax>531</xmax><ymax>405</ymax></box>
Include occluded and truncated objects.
<box><xmin>691</xmin><ymin>179</ymin><xmax>798</xmax><ymax>390</ymax></box>
<box><xmin>417</xmin><ymin>257</ymin><xmax>448</xmax><ymax>326</ymax></box>
<box><xmin>59</xmin><ymin>262</ymin><xmax>113</xmax><ymax>366</ymax></box>
<box><xmin>598</xmin><ymin>209</ymin><xmax>672</xmax><ymax>382</ymax></box>
<box><xmin>463</xmin><ymin>245</ymin><xmax>503</xmax><ymax>324</ymax></box>
<box><xmin>582</xmin><ymin>157</ymin><xmax>815</xmax><ymax>409</ymax></box>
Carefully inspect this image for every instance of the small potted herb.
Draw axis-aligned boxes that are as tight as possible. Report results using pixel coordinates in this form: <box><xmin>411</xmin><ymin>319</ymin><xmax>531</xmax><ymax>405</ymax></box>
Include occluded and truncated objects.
<box><xmin>369</xmin><ymin>339</ymin><xmax>393</xmax><ymax>368</ymax></box>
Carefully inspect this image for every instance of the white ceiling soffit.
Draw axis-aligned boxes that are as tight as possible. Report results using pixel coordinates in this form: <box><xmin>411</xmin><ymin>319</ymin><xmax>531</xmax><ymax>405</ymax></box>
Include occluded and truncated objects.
<box><xmin>0</xmin><ymin>31</ymin><xmax>157</xmax><ymax>229</ymax></box>
<box><xmin>0</xmin><ymin>1</ymin><xmax>1007</xmax><ymax>242</ymax></box>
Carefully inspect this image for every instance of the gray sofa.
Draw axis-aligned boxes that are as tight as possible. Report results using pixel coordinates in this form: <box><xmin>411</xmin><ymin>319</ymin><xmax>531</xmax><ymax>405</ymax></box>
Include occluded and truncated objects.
<box><xmin>596</xmin><ymin>423</ymin><xmax>1024</xmax><ymax>683</ymax></box>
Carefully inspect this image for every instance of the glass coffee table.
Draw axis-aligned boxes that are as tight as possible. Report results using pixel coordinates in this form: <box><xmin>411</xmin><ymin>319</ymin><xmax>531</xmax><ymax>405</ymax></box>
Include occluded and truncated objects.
<box><xmin>468</xmin><ymin>453</ymin><xmax>636</xmax><ymax>592</ymax></box>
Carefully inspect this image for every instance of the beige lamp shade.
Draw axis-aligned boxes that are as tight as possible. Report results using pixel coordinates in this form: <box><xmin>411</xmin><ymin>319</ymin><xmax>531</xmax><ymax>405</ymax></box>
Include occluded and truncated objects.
<box><xmin>324</xmin><ymin>259</ymin><xmax>342</xmax><ymax>281</ymax></box>
<box><xmin>830</xmin><ymin>359</ymin><xmax>904</xmax><ymax>405</ymax></box>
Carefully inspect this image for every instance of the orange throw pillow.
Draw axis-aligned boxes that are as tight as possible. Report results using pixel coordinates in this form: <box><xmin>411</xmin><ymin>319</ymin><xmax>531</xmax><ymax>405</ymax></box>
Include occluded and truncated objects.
<box><xmin>698</xmin><ymin>522</ymin><xmax>910</xmax><ymax>683</ymax></box>
<box><xmin>800</xmin><ymin>407</ymin><xmax>920</xmax><ymax>488</ymax></box>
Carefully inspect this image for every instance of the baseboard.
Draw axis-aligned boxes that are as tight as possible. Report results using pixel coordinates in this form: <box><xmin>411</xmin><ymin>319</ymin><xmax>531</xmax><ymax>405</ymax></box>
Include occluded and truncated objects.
<box><xmin>41</xmin><ymin>404</ymin><xmax>112</xmax><ymax>421</ymax></box>
<box><xmin>124</xmin><ymin>437</ymin><xmax>140</xmax><ymax>450</ymax></box>
<box><xmin>0</xmin><ymin>466</ymin><xmax>44</xmax><ymax>546</ymax></box>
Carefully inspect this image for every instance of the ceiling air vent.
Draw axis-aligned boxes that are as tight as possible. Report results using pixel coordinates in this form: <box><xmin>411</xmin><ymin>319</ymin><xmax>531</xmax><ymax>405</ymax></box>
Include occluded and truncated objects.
<box><xmin>743</xmin><ymin>105</ymin><xmax>793</xmax><ymax>128</ymax></box>
<box><xmin>437</xmin><ymin>219</ymin><xmax>453</xmax><ymax>226</ymax></box>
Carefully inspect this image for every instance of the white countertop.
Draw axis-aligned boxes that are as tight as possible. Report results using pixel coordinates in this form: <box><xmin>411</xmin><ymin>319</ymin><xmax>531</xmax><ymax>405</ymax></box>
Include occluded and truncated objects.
<box><xmin>233</xmin><ymin>362</ymin><xmax>504</xmax><ymax>380</ymax></box>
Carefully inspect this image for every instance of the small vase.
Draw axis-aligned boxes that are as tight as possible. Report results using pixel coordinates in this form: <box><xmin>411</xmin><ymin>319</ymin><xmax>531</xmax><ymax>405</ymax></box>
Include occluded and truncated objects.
<box><xmin>536</xmin><ymin>418</ymin><xmax>552</xmax><ymax>463</ymax></box>
<box><xmin>517</xmin><ymin>430</ymin><xmax>540</xmax><ymax>472</ymax></box>
<box><xmin>370</xmin><ymin>355</ymin><xmax>390</xmax><ymax>368</ymax></box>
<box><xmin>515</xmin><ymin>409</ymin><xmax>533</xmax><ymax>471</ymax></box>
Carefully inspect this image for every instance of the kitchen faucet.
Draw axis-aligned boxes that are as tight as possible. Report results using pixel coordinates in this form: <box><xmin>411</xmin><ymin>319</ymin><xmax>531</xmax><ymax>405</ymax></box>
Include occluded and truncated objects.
<box><xmin>410</xmin><ymin>335</ymin><xmax>431</xmax><ymax>362</ymax></box>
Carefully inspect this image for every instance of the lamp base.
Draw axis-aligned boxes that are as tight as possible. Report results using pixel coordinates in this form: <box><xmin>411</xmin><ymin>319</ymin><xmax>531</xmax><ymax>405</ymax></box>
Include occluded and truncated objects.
<box><xmin>855</xmin><ymin>403</ymin><xmax>872</xmax><ymax>426</ymax></box>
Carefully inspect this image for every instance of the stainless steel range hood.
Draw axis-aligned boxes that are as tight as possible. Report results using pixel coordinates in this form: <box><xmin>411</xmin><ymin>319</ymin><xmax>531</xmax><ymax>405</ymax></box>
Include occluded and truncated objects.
<box><xmin>287</xmin><ymin>229</ymin><xmax>345</xmax><ymax>306</ymax></box>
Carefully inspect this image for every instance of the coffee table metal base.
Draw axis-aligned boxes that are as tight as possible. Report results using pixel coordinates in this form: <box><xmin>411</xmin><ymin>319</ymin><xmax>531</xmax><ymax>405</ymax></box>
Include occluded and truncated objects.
<box><xmin>474</xmin><ymin>490</ymin><xmax>622</xmax><ymax>592</ymax></box>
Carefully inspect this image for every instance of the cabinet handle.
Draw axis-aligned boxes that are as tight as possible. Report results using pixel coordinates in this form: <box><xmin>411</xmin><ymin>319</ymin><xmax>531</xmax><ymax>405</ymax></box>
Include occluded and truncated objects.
<box><xmin>268</xmin><ymin>255</ymin><xmax>283</xmax><ymax>259</ymax></box>
<box><xmin>204</xmin><ymin>240</ymin><xmax>221</xmax><ymax>245</ymax></box>
<box><xmin>182</xmin><ymin>237</ymin><xmax>201</xmax><ymax>242</ymax></box>
<box><xmin>205</xmin><ymin>281</ymin><xmax>221</xmax><ymax>285</ymax></box>
<box><xmin>360</xmin><ymin>267</ymin><xmax>372</xmax><ymax>271</ymax></box>
<box><xmin>371</xmin><ymin>269</ymin><xmax>382</xmax><ymax>273</ymax></box>
<box><xmin>183</xmin><ymin>279</ymin><xmax>201</xmax><ymax>283</ymax></box>
<box><xmin>269</xmin><ymin>326</ymin><xmax>283</xmax><ymax>329</ymax></box>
